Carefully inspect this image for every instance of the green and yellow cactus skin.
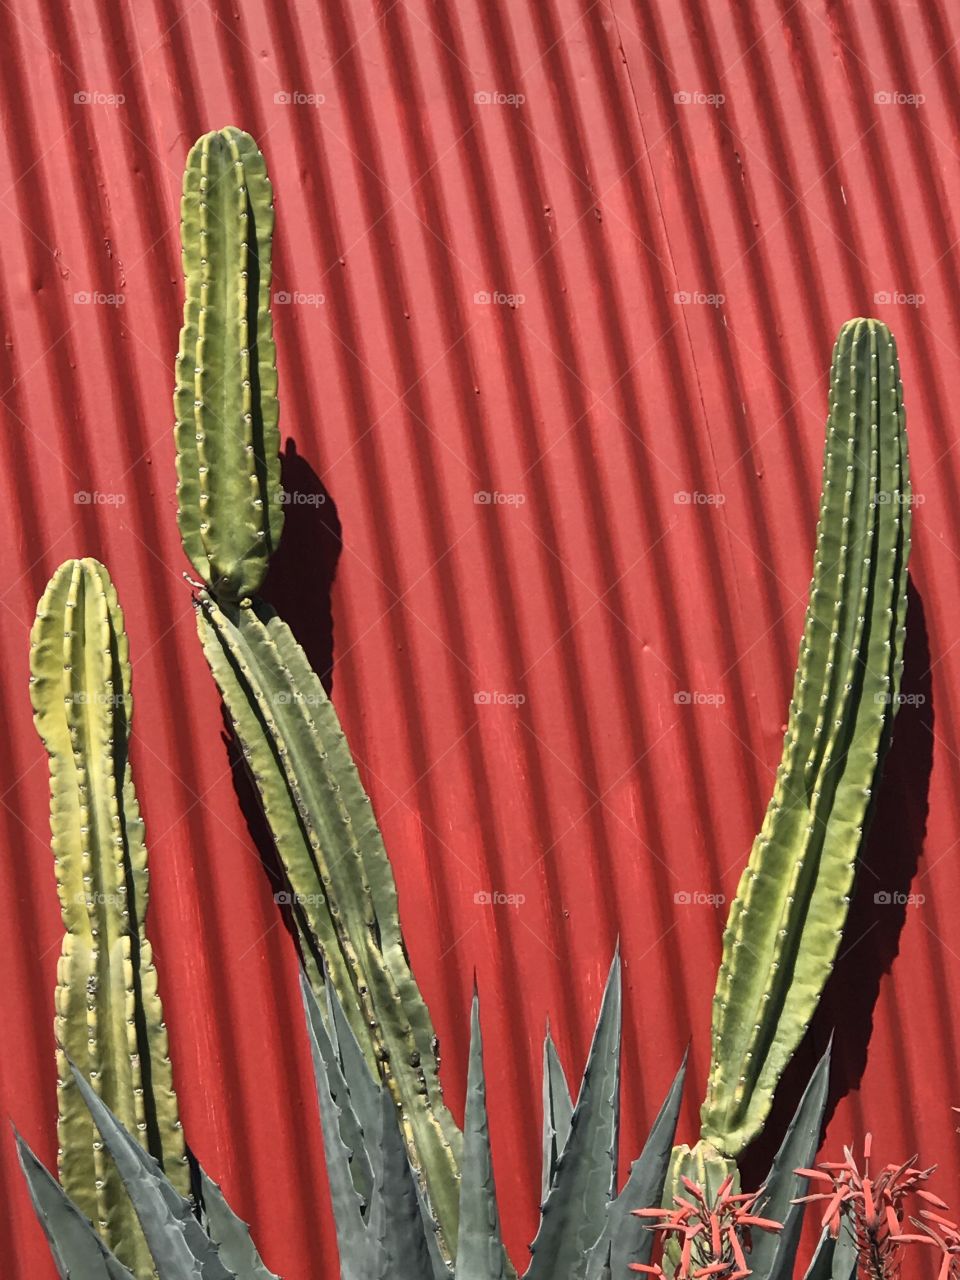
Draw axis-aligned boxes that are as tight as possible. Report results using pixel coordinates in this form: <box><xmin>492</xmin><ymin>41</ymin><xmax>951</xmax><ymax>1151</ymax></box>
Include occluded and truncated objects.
<box><xmin>175</xmin><ymin>126</ymin><xmax>283</xmax><ymax>601</ymax></box>
<box><xmin>173</xmin><ymin>127</ymin><xmax>464</xmax><ymax>1250</ymax></box>
<box><xmin>195</xmin><ymin>594</ymin><xmax>462</xmax><ymax>1244</ymax></box>
<box><xmin>699</xmin><ymin>318</ymin><xmax>911</xmax><ymax>1162</ymax></box>
<box><xmin>29</xmin><ymin>559</ymin><xmax>188</xmax><ymax>1274</ymax></box>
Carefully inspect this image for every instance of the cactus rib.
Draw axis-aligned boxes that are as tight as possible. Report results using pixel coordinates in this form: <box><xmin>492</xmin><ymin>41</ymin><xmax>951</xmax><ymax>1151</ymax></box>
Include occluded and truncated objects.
<box><xmin>30</xmin><ymin>559</ymin><xmax>188</xmax><ymax>1273</ymax></box>
<box><xmin>195</xmin><ymin>593</ymin><xmax>462</xmax><ymax>1247</ymax></box>
<box><xmin>175</xmin><ymin>126</ymin><xmax>282</xmax><ymax>600</ymax></box>
<box><xmin>701</xmin><ymin>318</ymin><xmax>910</xmax><ymax>1156</ymax></box>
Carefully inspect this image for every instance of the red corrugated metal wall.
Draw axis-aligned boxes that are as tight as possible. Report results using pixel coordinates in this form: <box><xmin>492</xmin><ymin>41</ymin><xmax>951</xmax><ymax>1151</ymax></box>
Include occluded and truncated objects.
<box><xmin>0</xmin><ymin>0</ymin><xmax>958</xmax><ymax>1275</ymax></box>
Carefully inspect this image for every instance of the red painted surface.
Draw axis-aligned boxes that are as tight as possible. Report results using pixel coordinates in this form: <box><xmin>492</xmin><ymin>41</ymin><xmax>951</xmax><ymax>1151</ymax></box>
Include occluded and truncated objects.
<box><xmin>0</xmin><ymin>1</ymin><xmax>958</xmax><ymax>1276</ymax></box>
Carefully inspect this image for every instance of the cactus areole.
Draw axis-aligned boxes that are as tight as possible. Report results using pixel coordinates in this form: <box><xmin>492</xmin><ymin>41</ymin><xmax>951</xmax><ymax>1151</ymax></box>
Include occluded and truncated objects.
<box><xmin>701</xmin><ymin>318</ymin><xmax>911</xmax><ymax>1159</ymax></box>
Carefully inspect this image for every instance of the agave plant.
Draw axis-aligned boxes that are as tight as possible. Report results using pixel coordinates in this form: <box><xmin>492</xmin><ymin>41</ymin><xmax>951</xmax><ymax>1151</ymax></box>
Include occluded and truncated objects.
<box><xmin>17</xmin><ymin>1061</ymin><xmax>277</xmax><ymax>1280</ymax></box>
<box><xmin>302</xmin><ymin>951</ymin><xmax>840</xmax><ymax>1280</ymax></box>
<box><xmin>302</xmin><ymin>952</ymin><xmax>686</xmax><ymax>1280</ymax></box>
<box><xmin>16</xmin><ymin>954</ymin><xmax>684</xmax><ymax>1280</ymax></box>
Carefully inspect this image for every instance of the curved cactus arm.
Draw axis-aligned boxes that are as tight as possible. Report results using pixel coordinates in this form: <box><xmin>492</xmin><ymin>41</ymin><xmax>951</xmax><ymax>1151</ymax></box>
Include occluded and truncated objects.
<box><xmin>15</xmin><ymin>1132</ymin><xmax>136</xmax><ymax>1280</ymax></box>
<box><xmin>456</xmin><ymin>993</ymin><xmax>510</xmax><ymax>1280</ymax></box>
<box><xmin>175</xmin><ymin>127</ymin><xmax>282</xmax><ymax>600</ymax></box>
<box><xmin>746</xmin><ymin>1046</ymin><xmax>831</xmax><ymax>1280</ymax></box>
<box><xmin>524</xmin><ymin>955</ymin><xmax>622</xmax><ymax>1280</ymax></box>
<box><xmin>541</xmin><ymin>1028</ymin><xmax>573</xmax><ymax>1200</ymax></box>
<box><xmin>196</xmin><ymin>594</ymin><xmax>462</xmax><ymax>1247</ymax></box>
<box><xmin>702</xmin><ymin>319</ymin><xmax>910</xmax><ymax>1156</ymax></box>
<box><xmin>30</xmin><ymin>559</ymin><xmax>188</xmax><ymax>1270</ymax></box>
<box><xmin>71</xmin><ymin>1065</ymin><xmax>235</xmax><ymax>1280</ymax></box>
<box><xmin>199</xmin><ymin>1170</ymin><xmax>279</xmax><ymax>1280</ymax></box>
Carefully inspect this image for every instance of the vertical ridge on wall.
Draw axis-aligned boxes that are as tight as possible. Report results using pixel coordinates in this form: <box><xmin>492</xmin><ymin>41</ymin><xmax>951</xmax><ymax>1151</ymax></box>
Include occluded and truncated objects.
<box><xmin>0</xmin><ymin>1</ymin><xmax>959</xmax><ymax>1276</ymax></box>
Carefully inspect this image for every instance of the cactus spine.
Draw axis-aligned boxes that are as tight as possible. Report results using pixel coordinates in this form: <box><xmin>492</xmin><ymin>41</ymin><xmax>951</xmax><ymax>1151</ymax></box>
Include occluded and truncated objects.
<box><xmin>700</xmin><ymin>318</ymin><xmax>911</xmax><ymax>1158</ymax></box>
<box><xmin>195</xmin><ymin>594</ymin><xmax>462</xmax><ymax>1240</ymax></box>
<box><xmin>175</xmin><ymin>126</ymin><xmax>282</xmax><ymax>601</ymax></box>
<box><xmin>29</xmin><ymin>559</ymin><xmax>187</xmax><ymax>1273</ymax></box>
<box><xmin>174</xmin><ymin>128</ymin><xmax>462</xmax><ymax>1249</ymax></box>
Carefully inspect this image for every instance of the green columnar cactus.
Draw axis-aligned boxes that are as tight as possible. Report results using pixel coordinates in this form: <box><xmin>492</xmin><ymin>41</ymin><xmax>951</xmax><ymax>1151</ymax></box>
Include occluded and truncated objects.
<box><xmin>175</xmin><ymin>126</ymin><xmax>283</xmax><ymax>601</ymax></box>
<box><xmin>173</xmin><ymin>127</ymin><xmax>464</xmax><ymax>1250</ymax></box>
<box><xmin>29</xmin><ymin>559</ymin><xmax>188</xmax><ymax>1273</ymax></box>
<box><xmin>195</xmin><ymin>594</ymin><xmax>462</xmax><ymax>1241</ymax></box>
<box><xmin>698</xmin><ymin>318</ymin><xmax>910</xmax><ymax>1163</ymax></box>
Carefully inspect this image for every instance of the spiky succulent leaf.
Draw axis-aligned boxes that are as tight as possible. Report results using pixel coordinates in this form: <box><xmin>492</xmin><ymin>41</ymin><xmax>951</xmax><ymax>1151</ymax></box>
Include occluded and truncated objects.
<box><xmin>584</xmin><ymin>1051</ymin><xmax>687</xmax><ymax>1279</ymax></box>
<box><xmin>175</xmin><ymin>127</ymin><xmax>282</xmax><ymax>599</ymax></box>
<box><xmin>71</xmin><ymin>1064</ymin><xmax>235</xmax><ymax>1280</ymax></box>
<box><xmin>802</xmin><ymin>1227</ymin><xmax>858</xmax><ymax>1280</ymax></box>
<box><xmin>541</xmin><ymin>1029</ymin><xmax>573</xmax><ymax>1200</ymax></box>
<box><xmin>304</xmin><ymin>973</ymin><xmax>449</xmax><ymax>1280</ymax></box>
<box><xmin>30</xmin><ymin>559</ymin><xmax>187</xmax><ymax>1271</ymax></box>
<box><xmin>325</xmin><ymin>975</ymin><xmax>378</xmax><ymax>1206</ymax></box>
<box><xmin>456</xmin><ymin>994</ymin><xmax>509</xmax><ymax>1280</ymax></box>
<box><xmin>747</xmin><ymin>1045</ymin><xmax>832</xmax><ymax>1280</ymax></box>
<box><xmin>368</xmin><ymin>1089</ymin><xmax>437</xmax><ymax>1279</ymax></box>
<box><xmin>199</xmin><ymin>1169</ymin><xmax>279</xmax><ymax>1280</ymax></box>
<box><xmin>197</xmin><ymin>594</ymin><xmax>461</xmax><ymax>1246</ymax></box>
<box><xmin>524</xmin><ymin>955</ymin><xmax>622</xmax><ymax>1280</ymax></box>
<box><xmin>301</xmin><ymin>975</ymin><xmax>374</xmax><ymax>1279</ymax></box>
<box><xmin>702</xmin><ymin>318</ymin><xmax>910</xmax><ymax>1156</ymax></box>
<box><xmin>16</xmin><ymin>1132</ymin><xmax>135</xmax><ymax>1280</ymax></box>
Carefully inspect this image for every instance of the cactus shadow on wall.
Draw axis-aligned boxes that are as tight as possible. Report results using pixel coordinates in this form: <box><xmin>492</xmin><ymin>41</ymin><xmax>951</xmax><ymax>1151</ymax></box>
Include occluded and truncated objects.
<box><xmin>740</xmin><ymin>576</ymin><xmax>933</xmax><ymax>1185</ymax></box>
<box><xmin>263</xmin><ymin>438</ymin><xmax>342</xmax><ymax>693</ymax></box>
<box><xmin>219</xmin><ymin>703</ymin><xmax>326</xmax><ymax>970</ymax></box>
<box><xmin>216</xmin><ymin>436</ymin><xmax>343</xmax><ymax>961</ymax></box>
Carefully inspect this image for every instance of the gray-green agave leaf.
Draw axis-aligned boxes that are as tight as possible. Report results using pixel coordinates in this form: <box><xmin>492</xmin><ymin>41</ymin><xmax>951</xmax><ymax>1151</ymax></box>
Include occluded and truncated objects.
<box><xmin>524</xmin><ymin>954</ymin><xmax>622</xmax><ymax>1280</ymax></box>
